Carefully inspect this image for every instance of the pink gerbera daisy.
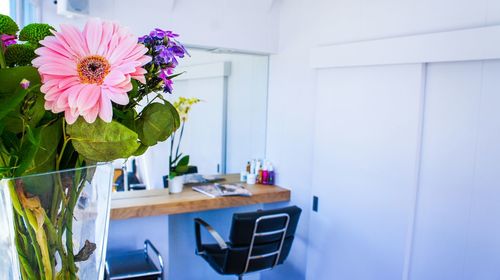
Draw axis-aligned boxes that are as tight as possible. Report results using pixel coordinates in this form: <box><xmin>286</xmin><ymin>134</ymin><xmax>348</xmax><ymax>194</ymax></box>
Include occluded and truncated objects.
<box><xmin>32</xmin><ymin>19</ymin><xmax>151</xmax><ymax>124</ymax></box>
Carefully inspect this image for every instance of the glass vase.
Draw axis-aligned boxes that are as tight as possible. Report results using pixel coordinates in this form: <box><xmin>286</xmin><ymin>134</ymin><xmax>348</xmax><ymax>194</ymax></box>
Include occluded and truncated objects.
<box><xmin>0</xmin><ymin>163</ymin><xmax>113</xmax><ymax>279</ymax></box>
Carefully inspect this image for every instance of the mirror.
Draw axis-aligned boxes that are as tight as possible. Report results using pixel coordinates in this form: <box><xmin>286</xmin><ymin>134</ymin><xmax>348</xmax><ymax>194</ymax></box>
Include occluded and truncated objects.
<box><xmin>113</xmin><ymin>48</ymin><xmax>269</xmax><ymax>191</ymax></box>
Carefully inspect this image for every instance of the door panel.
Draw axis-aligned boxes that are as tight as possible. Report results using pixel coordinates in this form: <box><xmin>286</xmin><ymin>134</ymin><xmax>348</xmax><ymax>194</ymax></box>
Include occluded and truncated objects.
<box><xmin>307</xmin><ymin>64</ymin><xmax>423</xmax><ymax>280</ymax></box>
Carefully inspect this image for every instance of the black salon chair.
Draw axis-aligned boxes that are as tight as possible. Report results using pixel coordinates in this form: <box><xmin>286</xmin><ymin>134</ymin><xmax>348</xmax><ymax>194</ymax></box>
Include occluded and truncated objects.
<box><xmin>194</xmin><ymin>206</ymin><xmax>302</xmax><ymax>279</ymax></box>
<box><xmin>105</xmin><ymin>240</ymin><xmax>163</xmax><ymax>280</ymax></box>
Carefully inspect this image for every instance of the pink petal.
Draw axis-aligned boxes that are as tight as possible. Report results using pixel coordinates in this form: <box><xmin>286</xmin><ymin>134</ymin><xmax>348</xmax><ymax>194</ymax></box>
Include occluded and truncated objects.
<box><xmin>35</xmin><ymin>45</ymin><xmax>71</xmax><ymax>59</ymax></box>
<box><xmin>77</xmin><ymin>84</ymin><xmax>101</xmax><ymax>112</ymax></box>
<box><xmin>67</xmin><ymin>84</ymin><xmax>86</xmax><ymax>109</ymax></box>
<box><xmin>103</xmin><ymin>70</ymin><xmax>126</xmax><ymax>86</ymax></box>
<box><xmin>44</xmin><ymin>100</ymin><xmax>54</xmax><ymax>111</ymax></box>
<box><xmin>40</xmin><ymin>79</ymin><xmax>59</xmax><ymax>93</ymax></box>
<box><xmin>108</xmin><ymin>36</ymin><xmax>137</xmax><ymax>64</ymax></box>
<box><xmin>104</xmin><ymin>88</ymin><xmax>129</xmax><ymax>105</ymax></box>
<box><xmin>65</xmin><ymin>109</ymin><xmax>79</xmax><ymax>124</ymax></box>
<box><xmin>112</xmin><ymin>62</ymin><xmax>137</xmax><ymax>74</ymax></box>
<box><xmin>83</xmin><ymin>105</ymin><xmax>99</xmax><ymax>123</ymax></box>
<box><xmin>58</xmin><ymin>76</ymin><xmax>80</xmax><ymax>89</ymax></box>
<box><xmin>131</xmin><ymin>74</ymin><xmax>146</xmax><ymax>84</ymax></box>
<box><xmin>38</xmin><ymin>36</ymin><xmax>74</xmax><ymax>59</ymax></box>
<box><xmin>39</xmin><ymin>63</ymin><xmax>77</xmax><ymax>76</ymax></box>
<box><xmin>59</xmin><ymin>24</ymin><xmax>88</xmax><ymax>57</ymax></box>
<box><xmin>99</xmin><ymin>94</ymin><xmax>113</xmax><ymax>123</ymax></box>
<box><xmin>105</xmin><ymin>32</ymin><xmax>120</xmax><ymax>58</ymax></box>
<box><xmin>97</xmin><ymin>21</ymin><xmax>114</xmax><ymax>56</ymax></box>
<box><xmin>55</xmin><ymin>91</ymin><xmax>69</xmax><ymax>108</ymax></box>
<box><xmin>83</xmin><ymin>18</ymin><xmax>102</xmax><ymax>54</ymax></box>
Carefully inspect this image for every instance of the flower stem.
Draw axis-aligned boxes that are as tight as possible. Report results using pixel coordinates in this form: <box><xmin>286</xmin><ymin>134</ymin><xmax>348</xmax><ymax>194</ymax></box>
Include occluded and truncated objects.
<box><xmin>175</xmin><ymin>122</ymin><xmax>185</xmax><ymax>161</ymax></box>
<box><xmin>8</xmin><ymin>182</ymin><xmax>46</xmax><ymax>279</ymax></box>
<box><xmin>169</xmin><ymin>131</ymin><xmax>175</xmax><ymax>173</ymax></box>
<box><xmin>0</xmin><ymin>48</ymin><xmax>6</xmax><ymax>68</ymax></box>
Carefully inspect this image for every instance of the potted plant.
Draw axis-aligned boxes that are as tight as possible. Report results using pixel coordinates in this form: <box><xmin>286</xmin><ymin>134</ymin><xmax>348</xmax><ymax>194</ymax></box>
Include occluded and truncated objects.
<box><xmin>168</xmin><ymin>97</ymin><xmax>200</xmax><ymax>193</ymax></box>
<box><xmin>0</xmin><ymin>15</ymin><xmax>188</xmax><ymax>279</ymax></box>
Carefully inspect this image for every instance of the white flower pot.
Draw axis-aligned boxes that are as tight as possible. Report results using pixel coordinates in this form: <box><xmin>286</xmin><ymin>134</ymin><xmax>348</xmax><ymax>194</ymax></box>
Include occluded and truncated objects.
<box><xmin>169</xmin><ymin>176</ymin><xmax>185</xmax><ymax>194</ymax></box>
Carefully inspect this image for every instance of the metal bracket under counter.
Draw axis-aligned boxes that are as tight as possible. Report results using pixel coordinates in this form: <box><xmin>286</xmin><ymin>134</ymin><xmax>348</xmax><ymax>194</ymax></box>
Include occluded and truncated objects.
<box><xmin>110</xmin><ymin>174</ymin><xmax>291</xmax><ymax>220</ymax></box>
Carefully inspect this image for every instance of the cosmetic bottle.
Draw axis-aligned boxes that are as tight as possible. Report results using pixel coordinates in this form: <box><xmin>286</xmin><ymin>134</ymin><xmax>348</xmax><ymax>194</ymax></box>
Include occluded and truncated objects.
<box><xmin>262</xmin><ymin>162</ymin><xmax>269</xmax><ymax>185</ymax></box>
<box><xmin>246</xmin><ymin>161</ymin><xmax>251</xmax><ymax>173</ymax></box>
<box><xmin>240</xmin><ymin>170</ymin><xmax>247</xmax><ymax>182</ymax></box>
<box><xmin>246</xmin><ymin>173</ymin><xmax>256</xmax><ymax>185</ymax></box>
<box><xmin>268</xmin><ymin>164</ymin><xmax>275</xmax><ymax>185</ymax></box>
<box><xmin>256</xmin><ymin>160</ymin><xmax>263</xmax><ymax>184</ymax></box>
<box><xmin>250</xmin><ymin>160</ymin><xmax>256</xmax><ymax>175</ymax></box>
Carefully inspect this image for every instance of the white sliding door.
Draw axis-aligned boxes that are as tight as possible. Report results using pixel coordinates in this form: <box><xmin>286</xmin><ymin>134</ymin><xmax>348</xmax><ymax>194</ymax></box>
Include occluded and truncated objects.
<box><xmin>307</xmin><ymin>64</ymin><xmax>423</xmax><ymax>280</ymax></box>
<box><xmin>408</xmin><ymin>60</ymin><xmax>500</xmax><ymax>280</ymax></box>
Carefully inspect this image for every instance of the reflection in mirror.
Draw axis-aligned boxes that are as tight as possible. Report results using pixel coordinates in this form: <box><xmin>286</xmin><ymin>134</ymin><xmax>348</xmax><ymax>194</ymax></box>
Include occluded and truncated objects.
<box><xmin>113</xmin><ymin>48</ymin><xmax>269</xmax><ymax>191</ymax></box>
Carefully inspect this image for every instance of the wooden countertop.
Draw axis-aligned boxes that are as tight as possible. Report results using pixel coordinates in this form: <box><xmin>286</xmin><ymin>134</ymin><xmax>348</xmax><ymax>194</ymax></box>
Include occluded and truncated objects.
<box><xmin>110</xmin><ymin>174</ymin><xmax>291</xmax><ymax>220</ymax></box>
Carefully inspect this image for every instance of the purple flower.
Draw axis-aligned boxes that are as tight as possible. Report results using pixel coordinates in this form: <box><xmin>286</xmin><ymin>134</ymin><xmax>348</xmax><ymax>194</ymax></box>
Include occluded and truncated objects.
<box><xmin>169</xmin><ymin>45</ymin><xmax>186</xmax><ymax>58</ymax></box>
<box><xmin>20</xmin><ymin>79</ymin><xmax>30</xmax><ymax>89</ymax></box>
<box><xmin>1</xmin><ymin>34</ymin><xmax>17</xmax><ymax>48</ymax></box>
<box><xmin>165</xmin><ymin>30</ymin><xmax>179</xmax><ymax>38</ymax></box>
<box><xmin>139</xmin><ymin>28</ymin><xmax>188</xmax><ymax>93</ymax></box>
<box><xmin>138</xmin><ymin>35</ymin><xmax>152</xmax><ymax>44</ymax></box>
<box><xmin>159</xmin><ymin>69</ymin><xmax>174</xmax><ymax>93</ymax></box>
<box><xmin>149</xmin><ymin>28</ymin><xmax>179</xmax><ymax>40</ymax></box>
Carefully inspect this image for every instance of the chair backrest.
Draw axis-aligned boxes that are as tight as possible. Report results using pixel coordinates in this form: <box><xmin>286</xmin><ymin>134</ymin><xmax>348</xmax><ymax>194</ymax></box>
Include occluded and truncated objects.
<box><xmin>227</xmin><ymin>206</ymin><xmax>302</xmax><ymax>274</ymax></box>
<box><xmin>229</xmin><ymin>206</ymin><xmax>301</xmax><ymax>246</ymax></box>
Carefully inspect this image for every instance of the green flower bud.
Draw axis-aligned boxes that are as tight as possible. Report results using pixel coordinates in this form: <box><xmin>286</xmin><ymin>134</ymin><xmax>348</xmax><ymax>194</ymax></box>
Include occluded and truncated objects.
<box><xmin>19</xmin><ymin>23</ymin><xmax>55</xmax><ymax>45</ymax></box>
<box><xmin>5</xmin><ymin>43</ymin><xmax>36</xmax><ymax>67</ymax></box>
<box><xmin>0</xmin><ymin>14</ymin><xmax>19</xmax><ymax>35</ymax></box>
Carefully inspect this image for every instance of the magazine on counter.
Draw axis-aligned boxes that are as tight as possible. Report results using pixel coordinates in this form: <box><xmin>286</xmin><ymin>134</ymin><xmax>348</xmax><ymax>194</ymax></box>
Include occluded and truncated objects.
<box><xmin>192</xmin><ymin>183</ymin><xmax>252</xmax><ymax>198</ymax></box>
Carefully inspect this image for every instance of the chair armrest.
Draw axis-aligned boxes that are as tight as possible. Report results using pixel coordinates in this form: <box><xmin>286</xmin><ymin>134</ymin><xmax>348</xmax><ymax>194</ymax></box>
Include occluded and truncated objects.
<box><xmin>144</xmin><ymin>239</ymin><xmax>164</xmax><ymax>272</ymax></box>
<box><xmin>194</xmin><ymin>218</ymin><xmax>228</xmax><ymax>255</ymax></box>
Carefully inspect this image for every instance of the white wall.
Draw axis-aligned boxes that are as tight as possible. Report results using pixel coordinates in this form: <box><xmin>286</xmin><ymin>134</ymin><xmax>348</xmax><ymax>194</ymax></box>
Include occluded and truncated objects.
<box><xmin>265</xmin><ymin>0</ymin><xmax>500</xmax><ymax>280</ymax></box>
<box><xmin>40</xmin><ymin>0</ymin><xmax>279</xmax><ymax>53</ymax></box>
<box><xmin>263</xmin><ymin>1</ymin><xmax>317</xmax><ymax>279</ymax></box>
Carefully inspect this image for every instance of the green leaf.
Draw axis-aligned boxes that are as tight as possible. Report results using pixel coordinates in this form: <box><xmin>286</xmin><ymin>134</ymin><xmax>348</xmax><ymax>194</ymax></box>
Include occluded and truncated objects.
<box><xmin>25</xmin><ymin>125</ymin><xmax>40</xmax><ymax>145</ymax></box>
<box><xmin>1</xmin><ymin>88</ymin><xmax>44</xmax><ymax>134</ymax></box>
<box><xmin>22</xmin><ymin>120</ymin><xmax>62</xmax><ymax>194</ymax></box>
<box><xmin>164</xmin><ymin>100</ymin><xmax>181</xmax><ymax>131</ymax></box>
<box><xmin>25</xmin><ymin>120</ymin><xmax>62</xmax><ymax>175</ymax></box>
<box><xmin>1</xmin><ymin>131</ymin><xmax>19</xmax><ymax>153</ymax></box>
<box><xmin>177</xmin><ymin>155</ymin><xmax>189</xmax><ymax>166</ymax></box>
<box><xmin>155</xmin><ymin>98</ymin><xmax>180</xmax><ymax>131</ymax></box>
<box><xmin>173</xmin><ymin>155</ymin><xmax>189</xmax><ymax>175</ymax></box>
<box><xmin>133</xmin><ymin>144</ymin><xmax>148</xmax><ymax>156</ymax></box>
<box><xmin>13</xmin><ymin>127</ymin><xmax>41</xmax><ymax>177</ymax></box>
<box><xmin>136</xmin><ymin>102</ymin><xmax>177</xmax><ymax>146</ymax></box>
<box><xmin>128</xmin><ymin>79</ymin><xmax>139</xmax><ymax>99</ymax></box>
<box><xmin>0</xmin><ymin>140</ymin><xmax>11</xmax><ymax>177</ymax></box>
<box><xmin>0</xmin><ymin>66</ymin><xmax>41</xmax><ymax>95</ymax></box>
<box><xmin>25</xmin><ymin>91</ymin><xmax>46</xmax><ymax>128</ymax></box>
<box><xmin>0</xmin><ymin>86</ymin><xmax>31</xmax><ymax>122</ymax></box>
<box><xmin>67</xmin><ymin>118</ymin><xmax>140</xmax><ymax>162</ymax></box>
<box><xmin>174</xmin><ymin>165</ymin><xmax>189</xmax><ymax>174</ymax></box>
<box><xmin>119</xmin><ymin>108</ymin><xmax>137</xmax><ymax>131</ymax></box>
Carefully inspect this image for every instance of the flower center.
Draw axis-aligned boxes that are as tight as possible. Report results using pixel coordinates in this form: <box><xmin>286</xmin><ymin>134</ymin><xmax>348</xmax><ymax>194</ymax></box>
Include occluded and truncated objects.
<box><xmin>77</xmin><ymin>55</ymin><xmax>110</xmax><ymax>85</ymax></box>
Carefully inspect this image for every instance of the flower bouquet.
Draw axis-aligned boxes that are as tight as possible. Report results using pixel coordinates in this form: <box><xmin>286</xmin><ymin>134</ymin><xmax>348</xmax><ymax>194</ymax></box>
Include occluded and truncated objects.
<box><xmin>0</xmin><ymin>14</ymin><xmax>187</xmax><ymax>279</ymax></box>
